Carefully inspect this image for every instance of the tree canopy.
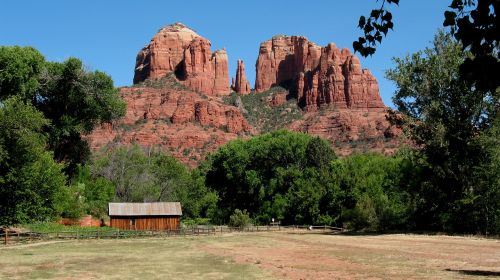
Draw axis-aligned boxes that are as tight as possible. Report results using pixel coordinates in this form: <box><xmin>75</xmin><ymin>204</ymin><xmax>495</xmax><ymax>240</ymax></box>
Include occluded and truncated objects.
<box><xmin>92</xmin><ymin>145</ymin><xmax>217</xmax><ymax>219</ymax></box>
<box><xmin>386</xmin><ymin>30</ymin><xmax>499</xmax><ymax>232</ymax></box>
<box><xmin>0</xmin><ymin>46</ymin><xmax>126</xmax><ymax>175</ymax></box>
<box><xmin>0</xmin><ymin>97</ymin><xmax>69</xmax><ymax>225</ymax></box>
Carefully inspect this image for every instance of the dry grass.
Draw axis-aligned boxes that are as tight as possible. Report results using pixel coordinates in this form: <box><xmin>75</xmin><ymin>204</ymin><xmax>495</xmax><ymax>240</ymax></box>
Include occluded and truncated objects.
<box><xmin>0</xmin><ymin>232</ymin><xmax>499</xmax><ymax>279</ymax></box>
<box><xmin>0</xmin><ymin>237</ymin><xmax>273</xmax><ymax>280</ymax></box>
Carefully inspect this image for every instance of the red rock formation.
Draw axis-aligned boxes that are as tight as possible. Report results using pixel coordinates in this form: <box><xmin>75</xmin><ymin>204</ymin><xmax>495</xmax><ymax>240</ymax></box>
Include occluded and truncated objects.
<box><xmin>264</xmin><ymin>91</ymin><xmax>288</xmax><ymax>107</ymax></box>
<box><xmin>181</xmin><ymin>38</ymin><xmax>230</xmax><ymax>95</ymax></box>
<box><xmin>287</xmin><ymin>108</ymin><xmax>401</xmax><ymax>156</ymax></box>
<box><xmin>134</xmin><ymin>23</ymin><xmax>230</xmax><ymax>96</ymax></box>
<box><xmin>255</xmin><ymin>36</ymin><xmax>384</xmax><ymax>110</ymax></box>
<box><xmin>233</xmin><ymin>59</ymin><xmax>251</xmax><ymax>94</ymax></box>
<box><xmin>89</xmin><ymin>28</ymin><xmax>402</xmax><ymax>167</ymax></box>
<box><xmin>88</xmin><ymin>85</ymin><xmax>252</xmax><ymax>167</ymax></box>
<box><xmin>134</xmin><ymin>23</ymin><xmax>200</xmax><ymax>84</ymax></box>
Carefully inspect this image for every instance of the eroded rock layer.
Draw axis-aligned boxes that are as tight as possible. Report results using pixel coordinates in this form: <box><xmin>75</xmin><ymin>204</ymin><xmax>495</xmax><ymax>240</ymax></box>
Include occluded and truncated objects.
<box><xmin>88</xmin><ymin>84</ymin><xmax>252</xmax><ymax>167</ymax></box>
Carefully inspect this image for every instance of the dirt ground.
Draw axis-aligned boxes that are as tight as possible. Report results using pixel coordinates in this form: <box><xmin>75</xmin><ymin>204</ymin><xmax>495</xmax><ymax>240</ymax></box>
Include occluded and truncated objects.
<box><xmin>201</xmin><ymin>231</ymin><xmax>500</xmax><ymax>279</ymax></box>
<box><xmin>0</xmin><ymin>231</ymin><xmax>498</xmax><ymax>279</ymax></box>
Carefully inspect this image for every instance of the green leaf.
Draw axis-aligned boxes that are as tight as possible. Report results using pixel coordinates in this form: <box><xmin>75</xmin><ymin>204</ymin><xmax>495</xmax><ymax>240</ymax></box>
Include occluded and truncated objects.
<box><xmin>443</xmin><ymin>11</ymin><xmax>457</xmax><ymax>26</ymax></box>
<box><xmin>358</xmin><ymin>16</ymin><xmax>366</xmax><ymax>28</ymax></box>
<box><xmin>370</xmin><ymin>9</ymin><xmax>381</xmax><ymax>18</ymax></box>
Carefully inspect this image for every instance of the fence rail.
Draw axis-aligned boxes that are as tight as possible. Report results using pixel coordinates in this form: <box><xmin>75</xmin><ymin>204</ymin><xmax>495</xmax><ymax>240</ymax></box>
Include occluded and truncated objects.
<box><xmin>1</xmin><ymin>224</ymin><xmax>343</xmax><ymax>245</ymax></box>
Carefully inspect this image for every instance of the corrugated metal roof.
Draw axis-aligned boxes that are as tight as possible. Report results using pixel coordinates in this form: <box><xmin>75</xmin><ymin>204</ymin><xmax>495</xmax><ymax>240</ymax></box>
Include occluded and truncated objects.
<box><xmin>108</xmin><ymin>202</ymin><xmax>182</xmax><ymax>216</ymax></box>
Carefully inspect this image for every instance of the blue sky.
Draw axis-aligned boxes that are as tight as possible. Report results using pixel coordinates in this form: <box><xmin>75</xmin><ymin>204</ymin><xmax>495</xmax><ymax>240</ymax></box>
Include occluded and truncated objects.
<box><xmin>1</xmin><ymin>0</ymin><xmax>450</xmax><ymax>107</ymax></box>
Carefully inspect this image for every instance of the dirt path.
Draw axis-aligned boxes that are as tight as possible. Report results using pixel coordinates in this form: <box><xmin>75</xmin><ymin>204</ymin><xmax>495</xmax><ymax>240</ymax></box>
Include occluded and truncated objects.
<box><xmin>200</xmin><ymin>232</ymin><xmax>500</xmax><ymax>280</ymax></box>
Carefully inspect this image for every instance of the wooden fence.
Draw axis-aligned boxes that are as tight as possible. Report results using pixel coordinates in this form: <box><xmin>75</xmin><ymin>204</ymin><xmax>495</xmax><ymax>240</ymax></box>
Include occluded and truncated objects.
<box><xmin>1</xmin><ymin>225</ymin><xmax>343</xmax><ymax>245</ymax></box>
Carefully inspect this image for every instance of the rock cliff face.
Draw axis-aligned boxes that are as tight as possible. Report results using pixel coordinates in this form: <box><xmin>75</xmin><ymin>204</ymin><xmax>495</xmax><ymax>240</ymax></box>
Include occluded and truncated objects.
<box><xmin>255</xmin><ymin>36</ymin><xmax>384</xmax><ymax>110</ymax></box>
<box><xmin>232</xmin><ymin>59</ymin><xmax>251</xmax><ymax>94</ymax></box>
<box><xmin>89</xmin><ymin>24</ymin><xmax>402</xmax><ymax>166</ymax></box>
<box><xmin>133</xmin><ymin>23</ymin><xmax>230</xmax><ymax>96</ymax></box>
<box><xmin>134</xmin><ymin>23</ymin><xmax>199</xmax><ymax>84</ymax></box>
<box><xmin>287</xmin><ymin>108</ymin><xmax>400</xmax><ymax>156</ymax></box>
<box><xmin>88</xmin><ymin>78</ymin><xmax>252</xmax><ymax>167</ymax></box>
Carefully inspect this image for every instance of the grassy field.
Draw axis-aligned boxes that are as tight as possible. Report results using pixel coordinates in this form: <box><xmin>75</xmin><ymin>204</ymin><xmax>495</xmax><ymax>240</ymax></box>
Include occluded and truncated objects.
<box><xmin>0</xmin><ymin>231</ymin><xmax>499</xmax><ymax>279</ymax></box>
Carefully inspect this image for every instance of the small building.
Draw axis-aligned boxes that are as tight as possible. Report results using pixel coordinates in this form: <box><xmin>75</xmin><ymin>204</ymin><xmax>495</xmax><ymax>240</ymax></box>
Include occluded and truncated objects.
<box><xmin>108</xmin><ymin>202</ymin><xmax>182</xmax><ymax>231</ymax></box>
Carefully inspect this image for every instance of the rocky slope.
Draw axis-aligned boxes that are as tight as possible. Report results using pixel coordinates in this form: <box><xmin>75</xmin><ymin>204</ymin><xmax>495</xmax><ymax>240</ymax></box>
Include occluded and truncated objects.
<box><xmin>89</xmin><ymin>75</ymin><xmax>252</xmax><ymax>166</ymax></box>
<box><xmin>89</xmin><ymin>24</ymin><xmax>401</xmax><ymax>166</ymax></box>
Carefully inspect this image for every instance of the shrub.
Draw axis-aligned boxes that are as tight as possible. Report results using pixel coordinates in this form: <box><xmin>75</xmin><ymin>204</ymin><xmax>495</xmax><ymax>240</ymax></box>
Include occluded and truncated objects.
<box><xmin>229</xmin><ymin>209</ymin><xmax>252</xmax><ymax>228</ymax></box>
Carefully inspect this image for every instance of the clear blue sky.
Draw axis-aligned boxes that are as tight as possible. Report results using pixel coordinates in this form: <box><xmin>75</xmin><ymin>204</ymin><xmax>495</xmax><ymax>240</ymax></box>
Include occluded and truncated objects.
<box><xmin>1</xmin><ymin>0</ymin><xmax>450</xmax><ymax>107</ymax></box>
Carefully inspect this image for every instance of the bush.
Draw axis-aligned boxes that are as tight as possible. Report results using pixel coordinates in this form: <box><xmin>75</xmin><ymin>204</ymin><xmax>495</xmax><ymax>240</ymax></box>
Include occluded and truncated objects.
<box><xmin>229</xmin><ymin>209</ymin><xmax>252</xmax><ymax>228</ymax></box>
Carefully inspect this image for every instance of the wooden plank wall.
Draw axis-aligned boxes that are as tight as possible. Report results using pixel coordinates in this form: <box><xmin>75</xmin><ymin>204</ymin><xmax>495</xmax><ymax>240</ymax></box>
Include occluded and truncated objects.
<box><xmin>110</xmin><ymin>216</ymin><xmax>180</xmax><ymax>230</ymax></box>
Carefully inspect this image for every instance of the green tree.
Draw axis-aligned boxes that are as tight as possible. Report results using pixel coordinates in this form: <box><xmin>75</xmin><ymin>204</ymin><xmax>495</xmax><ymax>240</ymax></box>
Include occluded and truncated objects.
<box><xmin>204</xmin><ymin>130</ymin><xmax>339</xmax><ymax>225</ymax></box>
<box><xmin>386</xmin><ymin>31</ymin><xmax>498</xmax><ymax>232</ymax></box>
<box><xmin>94</xmin><ymin>145</ymin><xmax>156</xmax><ymax>202</ymax></box>
<box><xmin>93</xmin><ymin>145</ymin><xmax>216</xmax><ymax>220</ymax></box>
<box><xmin>305</xmin><ymin>136</ymin><xmax>336</xmax><ymax>169</ymax></box>
<box><xmin>0</xmin><ymin>97</ymin><xmax>69</xmax><ymax>225</ymax></box>
<box><xmin>334</xmin><ymin>153</ymin><xmax>414</xmax><ymax>231</ymax></box>
<box><xmin>71</xmin><ymin>165</ymin><xmax>115</xmax><ymax>218</ymax></box>
<box><xmin>0</xmin><ymin>46</ymin><xmax>45</xmax><ymax>100</ymax></box>
<box><xmin>355</xmin><ymin>0</ymin><xmax>499</xmax><ymax>93</ymax></box>
<box><xmin>0</xmin><ymin>46</ymin><xmax>126</xmax><ymax>175</ymax></box>
<box><xmin>470</xmin><ymin>117</ymin><xmax>500</xmax><ymax>234</ymax></box>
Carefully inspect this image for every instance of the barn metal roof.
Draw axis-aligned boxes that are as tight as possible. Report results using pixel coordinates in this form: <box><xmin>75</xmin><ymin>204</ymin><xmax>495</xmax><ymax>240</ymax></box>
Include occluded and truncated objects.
<box><xmin>108</xmin><ymin>202</ymin><xmax>182</xmax><ymax>216</ymax></box>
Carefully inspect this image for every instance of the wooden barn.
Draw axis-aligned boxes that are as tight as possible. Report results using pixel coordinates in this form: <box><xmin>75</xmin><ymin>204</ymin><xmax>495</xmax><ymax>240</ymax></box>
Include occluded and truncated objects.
<box><xmin>108</xmin><ymin>202</ymin><xmax>182</xmax><ymax>231</ymax></box>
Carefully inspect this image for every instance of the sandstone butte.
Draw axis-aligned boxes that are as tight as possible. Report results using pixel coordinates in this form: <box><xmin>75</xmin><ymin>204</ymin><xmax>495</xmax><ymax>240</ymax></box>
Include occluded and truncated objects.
<box><xmin>88</xmin><ymin>24</ymin><xmax>401</xmax><ymax>167</ymax></box>
<box><xmin>134</xmin><ymin>23</ymin><xmax>230</xmax><ymax>96</ymax></box>
<box><xmin>255</xmin><ymin>35</ymin><xmax>384</xmax><ymax>110</ymax></box>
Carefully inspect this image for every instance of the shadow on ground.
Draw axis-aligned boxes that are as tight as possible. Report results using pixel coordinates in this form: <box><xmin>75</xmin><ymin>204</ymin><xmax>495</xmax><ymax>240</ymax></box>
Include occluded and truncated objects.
<box><xmin>445</xmin><ymin>269</ymin><xmax>500</xmax><ymax>277</ymax></box>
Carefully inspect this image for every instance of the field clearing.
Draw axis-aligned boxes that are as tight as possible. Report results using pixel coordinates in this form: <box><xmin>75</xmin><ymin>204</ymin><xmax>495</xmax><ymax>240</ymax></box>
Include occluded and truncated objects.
<box><xmin>0</xmin><ymin>231</ymin><xmax>499</xmax><ymax>279</ymax></box>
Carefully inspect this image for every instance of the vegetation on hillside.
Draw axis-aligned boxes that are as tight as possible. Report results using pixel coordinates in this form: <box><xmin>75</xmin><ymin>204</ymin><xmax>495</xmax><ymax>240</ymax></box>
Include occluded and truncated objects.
<box><xmin>224</xmin><ymin>87</ymin><xmax>302</xmax><ymax>132</ymax></box>
<box><xmin>131</xmin><ymin>73</ymin><xmax>190</xmax><ymax>91</ymax></box>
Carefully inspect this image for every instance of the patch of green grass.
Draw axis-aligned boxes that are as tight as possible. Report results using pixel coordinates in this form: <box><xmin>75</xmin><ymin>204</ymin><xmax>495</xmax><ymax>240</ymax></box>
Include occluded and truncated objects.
<box><xmin>22</xmin><ymin>222</ymin><xmax>118</xmax><ymax>233</ymax></box>
<box><xmin>182</xmin><ymin>147</ymin><xmax>192</xmax><ymax>156</ymax></box>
